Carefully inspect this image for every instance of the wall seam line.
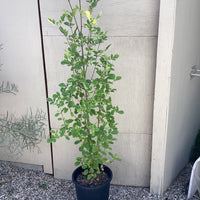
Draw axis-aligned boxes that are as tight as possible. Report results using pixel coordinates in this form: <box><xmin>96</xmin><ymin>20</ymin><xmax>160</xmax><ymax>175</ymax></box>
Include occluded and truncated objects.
<box><xmin>37</xmin><ymin>0</ymin><xmax>55</xmax><ymax>176</ymax></box>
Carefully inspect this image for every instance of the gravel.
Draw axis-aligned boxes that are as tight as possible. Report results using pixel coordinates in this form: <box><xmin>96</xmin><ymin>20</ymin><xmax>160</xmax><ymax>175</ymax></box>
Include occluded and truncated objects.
<box><xmin>0</xmin><ymin>161</ymin><xmax>199</xmax><ymax>200</ymax></box>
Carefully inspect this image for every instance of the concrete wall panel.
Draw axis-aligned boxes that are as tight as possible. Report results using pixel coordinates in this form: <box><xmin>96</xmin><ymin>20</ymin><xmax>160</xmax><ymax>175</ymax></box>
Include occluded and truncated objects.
<box><xmin>44</xmin><ymin>36</ymin><xmax>157</xmax><ymax>134</ymax></box>
<box><xmin>42</xmin><ymin>0</ymin><xmax>159</xmax><ymax>186</ymax></box>
<box><xmin>0</xmin><ymin>0</ymin><xmax>52</xmax><ymax>173</ymax></box>
<box><xmin>53</xmin><ymin>133</ymin><xmax>152</xmax><ymax>186</ymax></box>
<box><xmin>111</xmin><ymin>37</ymin><xmax>157</xmax><ymax>134</ymax></box>
<box><xmin>40</xmin><ymin>0</ymin><xmax>160</xmax><ymax>37</ymax></box>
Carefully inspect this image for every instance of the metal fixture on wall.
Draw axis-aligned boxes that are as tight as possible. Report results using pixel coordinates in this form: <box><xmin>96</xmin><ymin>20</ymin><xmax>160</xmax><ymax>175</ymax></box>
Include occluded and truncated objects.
<box><xmin>190</xmin><ymin>65</ymin><xmax>200</xmax><ymax>78</ymax></box>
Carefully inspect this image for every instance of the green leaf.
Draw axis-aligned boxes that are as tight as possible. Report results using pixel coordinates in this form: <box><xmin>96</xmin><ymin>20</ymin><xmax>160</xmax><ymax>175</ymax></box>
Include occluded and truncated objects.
<box><xmin>76</xmin><ymin>157</ymin><xmax>82</xmax><ymax>162</ymax></box>
<box><xmin>60</xmin><ymin>13</ymin><xmax>66</xmax><ymax>21</ymax></box>
<box><xmin>72</xmin><ymin>8</ymin><xmax>77</xmax><ymax>17</ymax></box>
<box><xmin>106</xmin><ymin>105</ymin><xmax>112</xmax><ymax>110</ymax></box>
<box><xmin>68</xmin><ymin>101</ymin><xmax>75</xmax><ymax>108</ymax></box>
<box><xmin>55</xmin><ymin>113</ymin><xmax>60</xmax><ymax>117</ymax></box>
<box><xmin>47</xmin><ymin>138</ymin><xmax>52</xmax><ymax>143</ymax></box>
<box><xmin>79</xmin><ymin>93</ymin><xmax>84</xmax><ymax>97</ymax></box>
<box><xmin>79</xmin><ymin>146</ymin><xmax>84</xmax><ymax>152</ymax></box>
<box><xmin>61</xmin><ymin>60</ymin><xmax>68</xmax><ymax>65</ymax></box>
<box><xmin>81</xmin><ymin>70</ymin><xmax>86</xmax><ymax>77</ymax></box>
<box><xmin>111</xmin><ymin>129</ymin><xmax>119</xmax><ymax>135</ymax></box>
<box><xmin>101</xmin><ymin>151</ymin><xmax>107</xmax><ymax>156</ymax></box>
<box><xmin>102</xmin><ymin>143</ymin><xmax>109</xmax><ymax>149</ymax></box>
<box><xmin>59</xmin><ymin>26</ymin><xmax>68</xmax><ymax>36</ymax></box>
<box><xmin>116</xmin><ymin>76</ymin><xmax>122</xmax><ymax>81</ymax></box>
<box><xmin>92</xmin><ymin>146</ymin><xmax>98</xmax><ymax>153</ymax></box>
<box><xmin>59</xmin><ymin>83</ymin><xmax>65</xmax><ymax>87</ymax></box>
<box><xmin>74</xmin><ymin>140</ymin><xmax>81</xmax><ymax>145</ymax></box>
<box><xmin>89</xmin><ymin>168</ymin><xmax>94</xmax><ymax>173</ymax></box>
<box><xmin>118</xmin><ymin>110</ymin><xmax>124</xmax><ymax>114</ymax></box>
<box><xmin>64</xmin><ymin>21</ymin><xmax>70</xmax><ymax>26</ymax></box>
<box><xmin>90</xmin><ymin>109</ymin><xmax>96</xmax><ymax>116</ymax></box>
<box><xmin>65</xmin><ymin>136</ymin><xmax>70</xmax><ymax>140</ymax></box>
<box><xmin>83</xmin><ymin>113</ymin><xmax>89</xmax><ymax>119</ymax></box>
<box><xmin>111</xmin><ymin>54</ymin><xmax>119</xmax><ymax>60</ymax></box>
<box><xmin>48</xmin><ymin>18</ymin><xmax>55</xmax><ymax>24</ymax></box>
<box><xmin>47</xmin><ymin>98</ymin><xmax>52</xmax><ymax>102</ymax></box>
<box><xmin>115</xmin><ymin>157</ymin><xmax>122</xmax><ymax>161</ymax></box>
<box><xmin>105</xmin><ymin>44</ymin><xmax>111</xmax><ymax>51</ymax></box>
<box><xmin>109</xmin><ymin>152</ymin><xmax>113</xmax><ymax>157</ymax></box>
<box><xmin>67</xmin><ymin>14</ymin><xmax>73</xmax><ymax>22</ymax></box>
<box><xmin>82</xmin><ymin>165</ymin><xmax>88</xmax><ymax>169</ymax></box>
<box><xmin>83</xmin><ymin>169</ymin><xmax>89</xmax><ymax>175</ymax></box>
<box><xmin>87</xmin><ymin>174</ymin><xmax>92</xmax><ymax>180</ymax></box>
<box><xmin>70</xmin><ymin>112</ymin><xmax>74</xmax><ymax>117</ymax></box>
<box><xmin>50</xmin><ymin>129</ymin><xmax>55</xmax><ymax>133</ymax></box>
<box><xmin>75</xmin><ymin>161</ymin><xmax>80</xmax><ymax>166</ymax></box>
<box><xmin>63</xmin><ymin>108</ymin><xmax>68</xmax><ymax>113</ymax></box>
<box><xmin>114</xmin><ymin>54</ymin><xmax>119</xmax><ymax>59</ymax></box>
<box><xmin>66</xmin><ymin>119</ymin><xmax>73</xmax><ymax>123</ymax></box>
<box><xmin>108</xmin><ymin>74</ymin><xmax>115</xmax><ymax>80</ymax></box>
<box><xmin>96</xmin><ymin>11</ymin><xmax>102</xmax><ymax>20</ymax></box>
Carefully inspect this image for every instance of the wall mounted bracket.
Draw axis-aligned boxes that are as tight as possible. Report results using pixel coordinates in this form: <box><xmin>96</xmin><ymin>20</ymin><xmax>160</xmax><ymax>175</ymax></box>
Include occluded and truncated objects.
<box><xmin>190</xmin><ymin>65</ymin><xmax>200</xmax><ymax>79</ymax></box>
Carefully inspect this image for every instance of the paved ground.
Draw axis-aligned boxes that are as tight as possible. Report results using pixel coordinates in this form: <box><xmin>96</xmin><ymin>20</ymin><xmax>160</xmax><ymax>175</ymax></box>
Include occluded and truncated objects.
<box><xmin>0</xmin><ymin>161</ymin><xmax>198</xmax><ymax>200</ymax></box>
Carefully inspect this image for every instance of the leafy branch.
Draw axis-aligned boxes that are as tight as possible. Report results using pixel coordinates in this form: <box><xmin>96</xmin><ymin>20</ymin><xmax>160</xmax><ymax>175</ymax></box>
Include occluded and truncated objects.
<box><xmin>47</xmin><ymin>0</ymin><xmax>123</xmax><ymax>180</ymax></box>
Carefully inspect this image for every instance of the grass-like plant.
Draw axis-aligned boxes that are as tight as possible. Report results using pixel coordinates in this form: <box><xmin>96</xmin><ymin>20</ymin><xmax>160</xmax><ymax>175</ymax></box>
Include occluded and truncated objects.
<box><xmin>0</xmin><ymin>45</ymin><xmax>45</xmax><ymax>155</ymax></box>
<box><xmin>0</xmin><ymin>81</ymin><xmax>18</xmax><ymax>94</ymax></box>
<box><xmin>0</xmin><ymin>110</ymin><xmax>46</xmax><ymax>156</ymax></box>
<box><xmin>47</xmin><ymin>0</ymin><xmax>123</xmax><ymax>181</ymax></box>
<box><xmin>0</xmin><ymin>44</ymin><xmax>18</xmax><ymax>95</ymax></box>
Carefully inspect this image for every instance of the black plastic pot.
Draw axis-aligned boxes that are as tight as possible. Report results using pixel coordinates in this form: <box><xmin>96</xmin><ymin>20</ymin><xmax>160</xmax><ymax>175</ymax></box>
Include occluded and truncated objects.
<box><xmin>72</xmin><ymin>165</ymin><xmax>113</xmax><ymax>200</ymax></box>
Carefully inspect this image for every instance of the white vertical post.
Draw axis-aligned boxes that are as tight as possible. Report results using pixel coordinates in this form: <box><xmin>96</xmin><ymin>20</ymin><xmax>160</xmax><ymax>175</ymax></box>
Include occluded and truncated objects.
<box><xmin>150</xmin><ymin>0</ymin><xmax>177</xmax><ymax>194</ymax></box>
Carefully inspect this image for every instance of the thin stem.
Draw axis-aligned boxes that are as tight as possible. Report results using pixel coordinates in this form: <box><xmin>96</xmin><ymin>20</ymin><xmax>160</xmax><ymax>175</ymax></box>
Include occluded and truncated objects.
<box><xmin>90</xmin><ymin>43</ymin><xmax>101</xmax><ymax>81</ymax></box>
<box><xmin>80</xmin><ymin>41</ymin><xmax>85</xmax><ymax>71</ymax></box>
<box><xmin>59</xmin><ymin>108</ymin><xmax>66</xmax><ymax>126</ymax></box>
<box><xmin>98</xmin><ymin>108</ymin><xmax>100</xmax><ymax>128</ymax></box>
<box><xmin>78</xmin><ymin>0</ymin><xmax>85</xmax><ymax>72</ymax></box>
<box><xmin>90</xmin><ymin>67</ymin><xmax>96</xmax><ymax>81</ymax></box>
<box><xmin>79</xmin><ymin>0</ymin><xmax>83</xmax><ymax>33</ymax></box>
<box><xmin>67</xmin><ymin>0</ymin><xmax>80</xmax><ymax>33</ymax></box>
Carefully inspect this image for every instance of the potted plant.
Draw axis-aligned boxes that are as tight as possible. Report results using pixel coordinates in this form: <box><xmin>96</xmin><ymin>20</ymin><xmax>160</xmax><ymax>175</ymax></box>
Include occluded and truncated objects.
<box><xmin>47</xmin><ymin>0</ymin><xmax>123</xmax><ymax>199</ymax></box>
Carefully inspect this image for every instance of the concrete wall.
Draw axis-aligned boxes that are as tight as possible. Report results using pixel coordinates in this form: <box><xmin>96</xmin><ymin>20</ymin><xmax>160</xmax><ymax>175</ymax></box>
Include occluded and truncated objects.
<box><xmin>0</xmin><ymin>0</ymin><xmax>52</xmax><ymax>174</ymax></box>
<box><xmin>41</xmin><ymin>0</ymin><xmax>160</xmax><ymax>186</ymax></box>
<box><xmin>2</xmin><ymin>0</ymin><xmax>200</xmax><ymax>192</ymax></box>
<box><xmin>151</xmin><ymin>0</ymin><xmax>200</xmax><ymax>194</ymax></box>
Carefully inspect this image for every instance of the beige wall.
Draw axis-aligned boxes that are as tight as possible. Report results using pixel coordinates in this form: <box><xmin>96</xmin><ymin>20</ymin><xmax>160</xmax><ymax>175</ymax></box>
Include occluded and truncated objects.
<box><xmin>0</xmin><ymin>0</ymin><xmax>52</xmax><ymax>174</ymax></box>
<box><xmin>151</xmin><ymin>0</ymin><xmax>200</xmax><ymax>194</ymax></box>
<box><xmin>1</xmin><ymin>0</ymin><xmax>199</xmax><ymax>192</ymax></box>
<box><xmin>41</xmin><ymin>0</ymin><xmax>159</xmax><ymax>186</ymax></box>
